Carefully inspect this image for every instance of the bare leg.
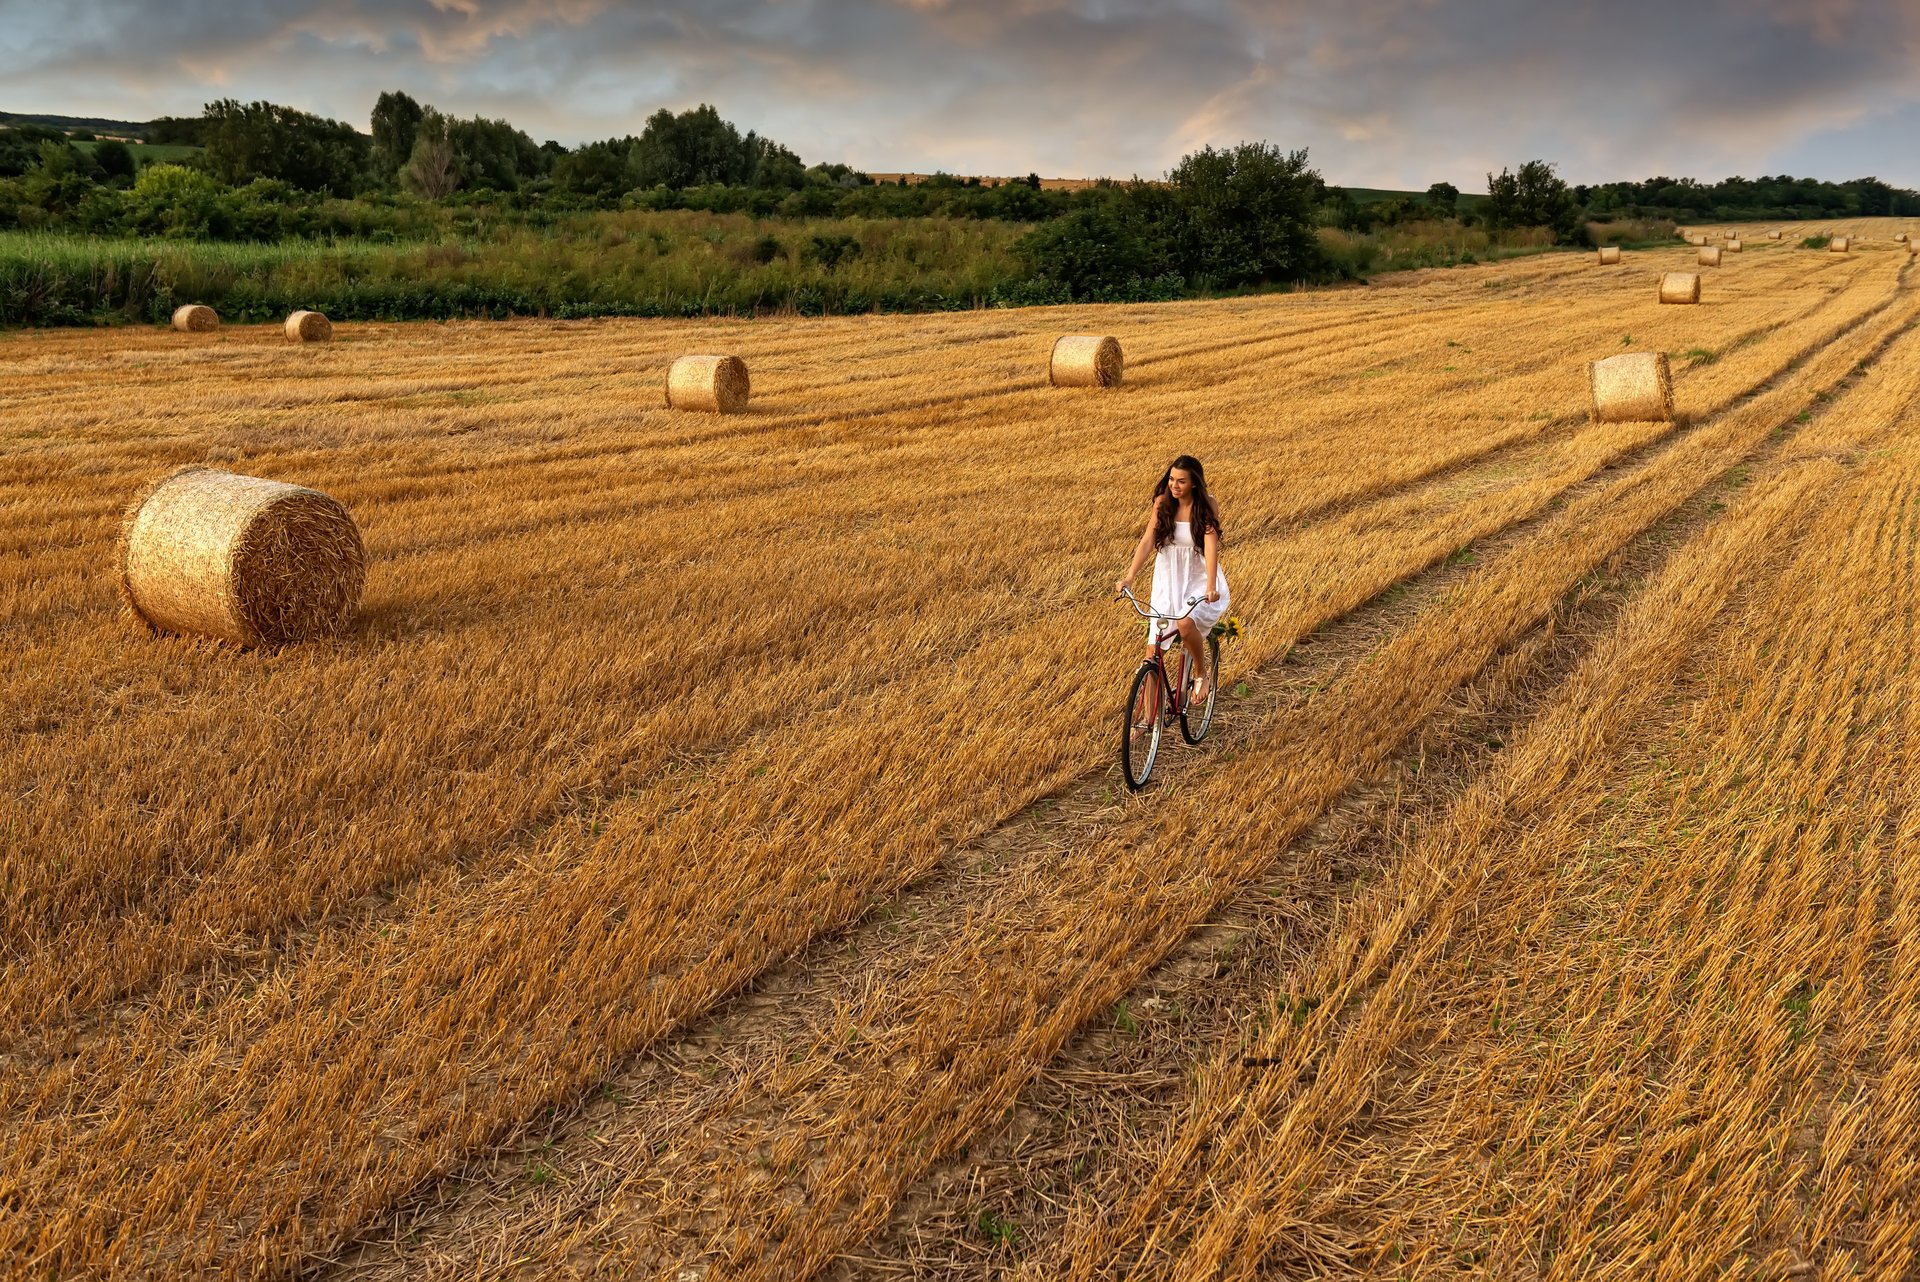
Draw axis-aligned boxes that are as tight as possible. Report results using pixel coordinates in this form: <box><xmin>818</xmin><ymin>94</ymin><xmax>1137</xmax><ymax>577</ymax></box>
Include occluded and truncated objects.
<box><xmin>1176</xmin><ymin>617</ymin><xmax>1208</xmax><ymax>702</ymax></box>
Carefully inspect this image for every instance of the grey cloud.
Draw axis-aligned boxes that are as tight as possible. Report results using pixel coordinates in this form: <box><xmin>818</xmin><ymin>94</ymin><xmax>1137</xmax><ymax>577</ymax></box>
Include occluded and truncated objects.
<box><xmin>2</xmin><ymin>0</ymin><xmax>1917</xmax><ymax>185</ymax></box>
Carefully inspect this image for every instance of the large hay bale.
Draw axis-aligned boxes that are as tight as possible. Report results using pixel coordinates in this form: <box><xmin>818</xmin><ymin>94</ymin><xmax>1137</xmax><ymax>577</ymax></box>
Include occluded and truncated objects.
<box><xmin>171</xmin><ymin>304</ymin><xmax>218</xmax><ymax>333</ymax></box>
<box><xmin>1698</xmin><ymin>246</ymin><xmax>1723</xmax><ymax>267</ymax></box>
<box><xmin>1688</xmin><ymin>234</ymin><xmax>1707</xmax><ymax>247</ymax></box>
<box><xmin>1049</xmin><ymin>335</ymin><xmax>1124</xmax><ymax>387</ymax></box>
<box><xmin>664</xmin><ymin>354</ymin><xmax>751</xmax><ymax>413</ymax></box>
<box><xmin>285</xmin><ymin>310</ymin><xmax>333</xmax><ymax>342</ymax></box>
<box><xmin>1597</xmin><ymin>246</ymin><xmax>1622</xmax><ymax>265</ymax></box>
<box><xmin>119</xmin><ymin>467</ymin><xmax>365</xmax><ymax>646</ymax></box>
<box><xmin>1588</xmin><ymin>351</ymin><xmax>1674</xmax><ymax>424</ymax></box>
<box><xmin>1659</xmin><ymin>272</ymin><xmax>1701</xmax><ymax>304</ymax></box>
<box><xmin>1831</xmin><ymin>237</ymin><xmax>1852</xmax><ymax>253</ymax></box>
<box><xmin>1767</xmin><ymin>230</ymin><xmax>1782</xmax><ymax>239</ymax></box>
<box><xmin>1725</xmin><ymin>239</ymin><xmax>1743</xmax><ymax>252</ymax></box>
<box><xmin>1897</xmin><ymin>232</ymin><xmax>1909</xmax><ymax>243</ymax></box>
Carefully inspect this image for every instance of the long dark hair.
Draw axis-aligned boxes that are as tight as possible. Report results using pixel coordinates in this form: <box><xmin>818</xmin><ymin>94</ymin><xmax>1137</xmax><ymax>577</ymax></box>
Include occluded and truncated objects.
<box><xmin>1151</xmin><ymin>454</ymin><xmax>1222</xmax><ymax>549</ymax></box>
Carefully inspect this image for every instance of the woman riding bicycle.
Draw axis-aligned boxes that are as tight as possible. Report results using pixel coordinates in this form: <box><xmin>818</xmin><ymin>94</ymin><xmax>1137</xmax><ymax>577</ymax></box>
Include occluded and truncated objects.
<box><xmin>1114</xmin><ymin>454</ymin><xmax>1229</xmax><ymax>705</ymax></box>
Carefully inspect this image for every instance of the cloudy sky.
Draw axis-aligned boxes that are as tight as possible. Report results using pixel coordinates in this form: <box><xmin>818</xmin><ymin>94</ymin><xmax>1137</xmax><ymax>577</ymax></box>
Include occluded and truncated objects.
<box><xmin>4</xmin><ymin>0</ymin><xmax>1919</xmax><ymax>189</ymax></box>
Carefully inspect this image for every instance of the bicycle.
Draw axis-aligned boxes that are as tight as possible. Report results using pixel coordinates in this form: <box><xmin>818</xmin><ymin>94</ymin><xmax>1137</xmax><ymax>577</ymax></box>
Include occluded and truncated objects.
<box><xmin>1115</xmin><ymin>586</ymin><xmax>1221</xmax><ymax>791</ymax></box>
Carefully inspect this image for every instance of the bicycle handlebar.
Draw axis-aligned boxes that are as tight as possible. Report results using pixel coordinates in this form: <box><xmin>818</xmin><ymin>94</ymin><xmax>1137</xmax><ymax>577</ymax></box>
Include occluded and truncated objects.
<box><xmin>1114</xmin><ymin>585</ymin><xmax>1203</xmax><ymax>623</ymax></box>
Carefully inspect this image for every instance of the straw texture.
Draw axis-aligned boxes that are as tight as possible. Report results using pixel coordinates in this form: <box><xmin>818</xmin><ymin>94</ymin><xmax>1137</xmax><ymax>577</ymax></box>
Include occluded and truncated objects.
<box><xmin>285</xmin><ymin>311</ymin><xmax>333</xmax><ymax>342</ymax></box>
<box><xmin>1588</xmin><ymin>351</ymin><xmax>1674</xmax><ymax>424</ymax></box>
<box><xmin>1049</xmin><ymin>335</ymin><xmax>1124</xmax><ymax>387</ymax></box>
<box><xmin>1596</xmin><ymin>246</ymin><xmax>1622</xmax><ymax>265</ymax></box>
<box><xmin>171</xmin><ymin>305</ymin><xmax>218</xmax><ymax>333</ymax></box>
<box><xmin>1698</xmin><ymin>247</ymin><xmax>1723</xmax><ymax>267</ymax></box>
<box><xmin>664</xmin><ymin>354</ymin><xmax>751</xmax><ymax>413</ymax></box>
<box><xmin>119</xmin><ymin>467</ymin><xmax>365</xmax><ymax>646</ymax></box>
<box><xmin>1659</xmin><ymin>272</ymin><xmax>1702</xmax><ymax>304</ymax></box>
<box><xmin>1831</xmin><ymin>237</ymin><xmax>1852</xmax><ymax>253</ymax></box>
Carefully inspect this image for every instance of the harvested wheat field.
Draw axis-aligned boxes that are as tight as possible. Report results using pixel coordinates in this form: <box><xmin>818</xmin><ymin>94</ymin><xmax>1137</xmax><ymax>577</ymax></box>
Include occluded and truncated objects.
<box><xmin>4</xmin><ymin>236</ymin><xmax>1919</xmax><ymax>1280</ymax></box>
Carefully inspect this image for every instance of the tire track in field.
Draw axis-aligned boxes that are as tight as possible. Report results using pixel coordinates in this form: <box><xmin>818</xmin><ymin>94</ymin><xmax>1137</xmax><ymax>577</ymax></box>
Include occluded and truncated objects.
<box><xmin>308</xmin><ymin>270</ymin><xmax>1920</xmax><ymax>1281</ymax></box>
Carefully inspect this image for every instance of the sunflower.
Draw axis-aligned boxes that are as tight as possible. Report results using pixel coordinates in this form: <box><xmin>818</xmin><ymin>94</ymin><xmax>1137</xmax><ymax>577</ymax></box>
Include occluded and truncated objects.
<box><xmin>1209</xmin><ymin>614</ymin><xmax>1244</xmax><ymax>641</ymax></box>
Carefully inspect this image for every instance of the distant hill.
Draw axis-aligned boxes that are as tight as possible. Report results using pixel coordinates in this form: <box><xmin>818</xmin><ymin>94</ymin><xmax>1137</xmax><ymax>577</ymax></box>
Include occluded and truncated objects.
<box><xmin>0</xmin><ymin>110</ymin><xmax>150</xmax><ymax>139</ymax></box>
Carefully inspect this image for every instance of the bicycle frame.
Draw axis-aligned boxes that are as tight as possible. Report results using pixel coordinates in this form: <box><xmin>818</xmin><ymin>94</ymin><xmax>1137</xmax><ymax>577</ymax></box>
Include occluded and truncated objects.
<box><xmin>1118</xmin><ymin>587</ymin><xmax>1203</xmax><ymax>716</ymax></box>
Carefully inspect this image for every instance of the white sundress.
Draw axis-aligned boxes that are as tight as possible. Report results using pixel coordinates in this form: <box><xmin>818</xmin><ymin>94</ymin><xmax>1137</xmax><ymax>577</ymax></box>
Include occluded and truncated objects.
<box><xmin>1149</xmin><ymin>519</ymin><xmax>1229</xmax><ymax>642</ymax></box>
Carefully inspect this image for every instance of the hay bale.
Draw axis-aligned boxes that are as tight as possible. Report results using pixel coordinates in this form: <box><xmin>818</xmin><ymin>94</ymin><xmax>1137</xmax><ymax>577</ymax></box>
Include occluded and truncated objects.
<box><xmin>1659</xmin><ymin>272</ymin><xmax>1701</xmax><ymax>305</ymax></box>
<box><xmin>171</xmin><ymin>304</ymin><xmax>218</xmax><ymax>333</ymax></box>
<box><xmin>1831</xmin><ymin>237</ymin><xmax>1852</xmax><ymax>253</ymax></box>
<box><xmin>119</xmin><ymin>467</ymin><xmax>364</xmax><ymax>646</ymax></box>
<box><xmin>664</xmin><ymin>354</ymin><xmax>751</xmax><ymax>413</ymax></box>
<box><xmin>1597</xmin><ymin>246</ymin><xmax>1622</xmax><ymax>265</ymax></box>
<box><xmin>1768</xmin><ymin>230</ymin><xmax>1782</xmax><ymax>239</ymax></box>
<box><xmin>1688</xmin><ymin>234</ymin><xmax>1706</xmax><ymax>247</ymax></box>
<box><xmin>285</xmin><ymin>310</ymin><xmax>332</xmax><ymax>342</ymax></box>
<box><xmin>1589</xmin><ymin>351</ymin><xmax>1674</xmax><ymax>424</ymax></box>
<box><xmin>1897</xmin><ymin>233</ymin><xmax>1909</xmax><ymax>244</ymax></box>
<box><xmin>1725</xmin><ymin>239</ymin><xmax>1743</xmax><ymax>252</ymax></box>
<box><xmin>1698</xmin><ymin>246</ymin><xmax>1723</xmax><ymax>267</ymax></box>
<box><xmin>1049</xmin><ymin>335</ymin><xmax>1124</xmax><ymax>387</ymax></box>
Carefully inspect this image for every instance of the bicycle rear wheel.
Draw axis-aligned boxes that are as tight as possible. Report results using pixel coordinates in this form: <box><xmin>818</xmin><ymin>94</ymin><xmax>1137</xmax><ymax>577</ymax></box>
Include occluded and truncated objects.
<box><xmin>1121</xmin><ymin>662</ymin><xmax>1164</xmax><ymax>791</ymax></box>
<box><xmin>1179</xmin><ymin>636</ymin><xmax>1221</xmax><ymax>744</ymax></box>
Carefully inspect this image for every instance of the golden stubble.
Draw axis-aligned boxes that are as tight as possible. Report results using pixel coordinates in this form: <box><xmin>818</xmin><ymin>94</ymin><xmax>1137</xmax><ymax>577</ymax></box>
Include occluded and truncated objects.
<box><xmin>0</xmin><ymin>241</ymin><xmax>1910</xmax><ymax>1277</ymax></box>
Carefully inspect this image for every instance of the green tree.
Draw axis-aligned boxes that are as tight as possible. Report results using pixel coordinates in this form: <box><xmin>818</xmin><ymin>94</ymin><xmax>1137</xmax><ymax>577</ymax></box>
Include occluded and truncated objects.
<box><xmin>1425</xmin><ymin>180</ymin><xmax>1459</xmax><ymax>217</ymax></box>
<box><xmin>201</xmin><ymin>99</ymin><xmax>370</xmax><ymax>194</ymax></box>
<box><xmin>370</xmin><ymin>90</ymin><xmax>425</xmax><ymax>181</ymax></box>
<box><xmin>20</xmin><ymin>141</ymin><xmax>96</xmax><ymax>215</ymax></box>
<box><xmin>401</xmin><ymin>109</ymin><xmax>459</xmax><ymax>198</ymax></box>
<box><xmin>1015</xmin><ymin>192</ymin><xmax>1177</xmax><ymax>297</ymax></box>
<box><xmin>448</xmin><ymin>114</ymin><xmax>544</xmax><ymax>190</ymax></box>
<box><xmin>125</xmin><ymin>163</ymin><xmax>225</xmax><ymax>237</ymax></box>
<box><xmin>92</xmin><ymin>140</ymin><xmax>136</xmax><ymax>184</ymax></box>
<box><xmin>1166</xmin><ymin>142</ymin><xmax>1325</xmax><ymax>286</ymax></box>
<box><xmin>1484</xmin><ymin>159</ymin><xmax>1579</xmax><ymax>240</ymax></box>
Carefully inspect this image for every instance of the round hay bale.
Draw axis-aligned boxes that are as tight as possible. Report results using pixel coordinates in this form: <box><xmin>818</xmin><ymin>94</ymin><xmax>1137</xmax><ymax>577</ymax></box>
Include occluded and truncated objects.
<box><xmin>1596</xmin><ymin>246</ymin><xmax>1622</xmax><ymax>265</ymax></box>
<box><xmin>1687</xmin><ymin>234</ymin><xmax>1706</xmax><ymax>247</ymax></box>
<box><xmin>1659</xmin><ymin>272</ymin><xmax>1701</xmax><ymax>305</ymax></box>
<box><xmin>1049</xmin><ymin>335</ymin><xmax>1124</xmax><ymax>388</ymax></box>
<box><xmin>1897</xmin><ymin>233</ymin><xmax>1909</xmax><ymax>244</ymax></box>
<box><xmin>1767</xmin><ymin>230</ymin><xmax>1782</xmax><ymax>239</ymax></box>
<box><xmin>171</xmin><ymin>304</ymin><xmax>219</xmax><ymax>333</ymax></box>
<box><xmin>1830</xmin><ymin>237</ymin><xmax>1852</xmax><ymax>253</ymax></box>
<box><xmin>119</xmin><ymin>467</ymin><xmax>365</xmax><ymax>646</ymax></box>
<box><xmin>1725</xmin><ymin>239</ymin><xmax>1743</xmax><ymax>252</ymax></box>
<box><xmin>285</xmin><ymin>310</ymin><xmax>333</xmax><ymax>342</ymax></box>
<box><xmin>1698</xmin><ymin>246</ymin><xmax>1723</xmax><ymax>267</ymax></box>
<box><xmin>664</xmin><ymin>354</ymin><xmax>751</xmax><ymax>413</ymax></box>
<box><xmin>1588</xmin><ymin>351</ymin><xmax>1674</xmax><ymax>424</ymax></box>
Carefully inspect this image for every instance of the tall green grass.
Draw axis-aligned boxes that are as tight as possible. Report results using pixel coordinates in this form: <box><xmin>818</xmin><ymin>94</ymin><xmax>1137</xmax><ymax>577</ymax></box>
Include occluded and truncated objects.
<box><xmin>0</xmin><ymin>211</ymin><xmax>1034</xmax><ymax>326</ymax></box>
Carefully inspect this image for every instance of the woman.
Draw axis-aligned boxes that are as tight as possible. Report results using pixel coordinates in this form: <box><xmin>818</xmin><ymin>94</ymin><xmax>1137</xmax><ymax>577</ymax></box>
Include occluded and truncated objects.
<box><xmin>1115</xmin><ymin>455</ymin><xmax>1229</xmax><ymax>704</ymax></box>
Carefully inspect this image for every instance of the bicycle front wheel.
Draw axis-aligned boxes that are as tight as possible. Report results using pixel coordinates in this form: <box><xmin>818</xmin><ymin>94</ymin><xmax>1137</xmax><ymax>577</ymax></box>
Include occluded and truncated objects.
<box><xmin>1121</xmin><ymin>662</ymin><xmax>1164</xmax><ymax>791</ymax></box>
<box><xmin>1179</xmin><ymin>636</ymin><xmax>1221</xmax><ymax>744</ymax></box>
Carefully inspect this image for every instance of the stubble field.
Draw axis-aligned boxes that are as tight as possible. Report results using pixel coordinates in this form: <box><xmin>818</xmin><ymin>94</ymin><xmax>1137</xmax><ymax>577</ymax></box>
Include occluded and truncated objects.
<box><xmin>4</xmin><ymin>217</ymin><xmax>1919</xmax><ymax>1279</ymax></box>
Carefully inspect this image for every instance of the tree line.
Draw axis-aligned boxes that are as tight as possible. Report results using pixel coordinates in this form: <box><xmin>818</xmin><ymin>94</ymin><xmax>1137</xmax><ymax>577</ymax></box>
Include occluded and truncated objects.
<box><xmin>2</xmin><ymin>91</ymin><xmax>1916</xmax><ymax>312</ymax></box>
